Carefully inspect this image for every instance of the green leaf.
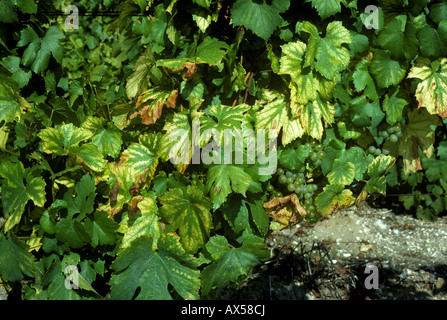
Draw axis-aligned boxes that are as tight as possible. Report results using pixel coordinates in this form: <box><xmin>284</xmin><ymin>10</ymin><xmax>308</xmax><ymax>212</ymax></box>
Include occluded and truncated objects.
<box><xmin>417</xmin><ymin>24</ymin><xmax>447</xmax><ymax>58</ymax></box>
<box><xmin>352</xmin><ymin>59</ymin><xmax>378</xmax><ymax>100</ymax></box>
<box><xmin>377</xmin><ymin>15</ymin><xmax>418</xmax><ymax>60</ymax></box>
<box><xmin>370</xmin><ymin>50</ymin><xmax>407</xmax><ymax>88</ymax></box>
<box><xmin>279</xmin><ymin>145</ymin><xmax>308</xmax><ymax>171</ymax></box>
<box><xmin>230</xmin><ymin>0</ymin><xmax>290</xmax><ymax>40</ymax></box>
<box><xmin>382</xmin><ymin>89</ymin><xmax>408</xmax><ymax>125</ymax></box>
<box><xmin>306</xmin><ymin>0</ymin><xmax>342</xmax><ymax>19</ymax></box>
<box><xmin>315</xmin><ymin>183</ymin><xmax>354</xmax><ymax>216</ymax></box>
<box><xmin>72</xmin><ymin>143</ymin><xmax>107</xmax><ymax>172</ymax></box>
<box><xmin>159</xmin><ymin>186</ymin><xmax>212</xmax><ymax>253</ymax></box>
<box><xmin>55</xmin><ymin>218</ymin><xmax>91</xmax><ymax>249</ymax></box>
<box><xmin>63</xmin><ymin>174</ymin><xmax>96</xmax><ymax>221</ymax></box>
<box><xmin>407</xmin><ymin>57</ymin><xmax>447</xmax><ymax>116</ymax></box>
<box><xmin>0</xmin><ymin>234</ymin><xmax>35</xmax><ymax>281</ymax></box>
<box><xmin>0</xmin><ymin>162</ymin><xmax>46</xmax><ymax>232</ymax></box>
<box><xmin>85</xmin><ymin>211</ymin><xmax>119</xmax><ymax>247</ymax></box>
<box><xmin>110</xmin><ymin>235</ymin><xmax>200</xmax><ymax>300</ymax></box>
<box><xmin>195</xmin><ymin>37</ymin><xmax>229</xmax><ymax>65</ymax></box>
<box><xmin>201</xmin><ymin>235</ymin><xmax>269</xmax><ymax>295</ymax></box>
<box><xmin>18</xmin><ymin>26</ymin><xmax>64</xmax><ymax>74</ymax></box>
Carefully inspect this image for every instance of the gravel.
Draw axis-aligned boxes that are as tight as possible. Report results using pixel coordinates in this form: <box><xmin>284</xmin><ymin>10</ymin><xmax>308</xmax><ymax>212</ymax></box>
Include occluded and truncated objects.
<box><xmin>219</xmin><ymin>201</ymin><xmax>447</xmax><ymax>300</ymax></box>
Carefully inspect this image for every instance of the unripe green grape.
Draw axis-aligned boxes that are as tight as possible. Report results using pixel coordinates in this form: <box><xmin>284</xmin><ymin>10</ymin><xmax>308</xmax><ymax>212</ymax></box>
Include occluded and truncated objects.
<box><xmin>278</xmin><ymin>175</ymin><xmax>287</xmax><ymax>184</ymax></box>
<box><xmin>368</xmin><ymin>146</ymin><xmax>376</xmax><ymax>154</ymax></box>
<box><xmin>312</xmin><ymin>184</ymin><xmax>318</xmax><ymax>191</ymax></box>
<box><xmin>286</xmin><ymin>177</ymin><xmax>294</xmax><ymax>184</ymax></box>
<box><xmin>396</xmin><ymin>131</ymin><xmax>402</xmax><ymax>138</ymax></box>
<box><xmin>389</xmin><ymin>134</ymin><xmax>398</xmax><ymax>143</ymax></box>
<box><xmin>287</xmin><ymin>184</ymin><xmax>296</xmax><ymax>192</ymax></box>
<box><xmin>317</xmin><ymin>151</ymin><xmax>325</xmax><ymax>159</ymax></box>
<box><xmin>393</xmin><ymin>125</ymin><xmax>401</xmax><ymax>133</ymax></box>
<box><xmin>311</xmin><ymin>153</ymin><xmax>318</xmax><ymax>162</ymax></box>
<box><xmin>267</xmin><ymin>184</ymin><xmax>274</xmax><ymax>192</ymax></box>
<box><xmin>374</xmin><ymin>148</ymin><xmax>381</xmax><ymax>156</ymax></box>
<box><xmin>286</xmin><ymin>171</ymin><xmax>294</xmax><ymax>177</ymax></box>
<box><xmin>274</xmin><ymin>191</ymin><xmax>283</xmax><ymax>198</ymax></box>
<box><xmin>276</xmin><ymin>168</ymin><xmax>284</xmax><ymax>175</ymax></box>
<box><xmin>294</xmin><ymin>180</ymin><xmax>301</xmax><ymax>187</ymax></box>
<box><xmin>304</xmin><ymin>192</ymin><xmax>312</xmax><ymax>199</ymax></box>
<box><xmin>381</xmin><ymin>131</ymin><xmax>389</xmax><ymax>139</ymax></box>
<box><xmin>295</xmin><ymin>185</ymin><xmax>302</xmax><ymax>193</ymax></box>
<box><xmin>314</xmin><ymin>159</ymin><xmax>322</xmax><ymax>167</ymax></box>
<box><xmin>316</xmin><ymin>144</ymin><xmax>323</xmax><ymax>151</ymax></box>
<box><xmin>387</xmin><ymin>127</ymin><xmax>395</xmax><ymax>134</ymax></box>
<box><xmin>299</xmin><ymin>167</ymin><xmax>305</xmax><ymax>173</ymax></box>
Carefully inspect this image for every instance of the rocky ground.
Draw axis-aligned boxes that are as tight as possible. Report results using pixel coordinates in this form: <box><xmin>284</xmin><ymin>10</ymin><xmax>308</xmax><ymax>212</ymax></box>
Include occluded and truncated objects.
<box><xmin>219</xmin><ymin>201</ymin><xmax>447</xmax><ymax>300</ymax></box>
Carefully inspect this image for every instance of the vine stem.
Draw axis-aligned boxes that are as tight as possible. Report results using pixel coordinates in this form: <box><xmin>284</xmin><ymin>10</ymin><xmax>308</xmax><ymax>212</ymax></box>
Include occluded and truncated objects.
<box><xmin>243</xmin><ymin>71</ymin><xmax>254</xmax><ymax>104</ymax></box>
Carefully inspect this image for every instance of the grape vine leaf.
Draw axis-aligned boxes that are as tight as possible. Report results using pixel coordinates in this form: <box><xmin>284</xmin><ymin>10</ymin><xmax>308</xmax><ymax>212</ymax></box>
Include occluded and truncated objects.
<box><xmin>0</xmin><ymin>69</ymin><xmax>28</xmax><ymax>125</ymax></box>
<box><xmin>17</xmin><ymin>26</ymin><xmax>64</xmax><ymax>74</ymax></box>
<box><xmin>314</xmin><ymin>21</ymin><xmax>352</xmax><ymax>80</ymax></box>
<box><xmin>119</xmin><ymin>195</ymin><xmax>161</xmax><ymax>250</ymax></box>
<box><xmin>110</xmin><ymin>235</ymin><xmax>201</xmax><ymax>300</ymax></box>
<box><xmin>407</xmin><ymin>57</ymin><xmax>447</xmax><ymax>117</ymax></box>
<box><xmin>205</xmin><ymin>163</ymin><xmax>259</xmax><ymax>210</ymax></box>
<box><xmin>370</xmin><ymin>50</ymin><xmax>407</xmax><ymax>88</ymax></box>
<box><xmin>85</xmin><ymin>211</ymin><xmax>119</xmax><ymax>248</ymax></box>
<box><xmin>55</xmin><ymin>218</ymin><xmax>91</xmax><ymax>249</ymax></box>
<box><xmin>38</xmin><ymin>123</ymin><xmax>106</xmax><ymax>171</ymax></box>
<box><xmin>255</xmin><ymin>94</ymin><xmax>304</xmax><ymax>145</ymax></box>
<box><xmin>364</xmin><ymin>155</ymin><xmax>395</xmax><ymax>194</ymax></box>
<box><xmin>300</xmin><ymin>97</ymin><xmax>335</xmax><ymax>140</ymax></box>
<box><xmin>388</xmin><ymin>108</ymin><xmax>440</xmax><ymax>174</ymax></box>
<box><xmin>162</xmin><ymin>112</ymin><xmax>193</xmax><ymax>173</ymax></box>
<box><xmin>377</xmin><ymin>15</ymin><xmax>418</xmax><ymax>60</ymax></box>
<box><xmin>352</xmin><ymin>59</ymin><xmax>379</xmax><ymax>100</ymax></box>
<box><xmin>200</xmin><ymin>104</ymin><xmax>250</xmax><ymax>147</ymax></box>
<box><xmin>382</xmin><ymin>88</ymin><xmax>408</xmax><ymax>125</ymax></box>
<box><xmin>126</xmin><ymin>48</ymin><xmax>156</xmax><ymax>99</ymax></box>
<box><xmin>305</xmin><ymin>0</ymin><xmax>343</xmax><ymax>19</ymax></box>
<box><xmin>0</xmin><ymin>161</ymin><xmax>46</xmax><ymax>232</ymax></box>
<box><xmin>327</xmin><ymin>159</ymin><xmax>356</xmax><ymax>186</ymax></box>
<box><xmin>159</xmin><ymin>186</ymin><xmax>212</xmax><ymax>253</ymax></box>
<box><xmin>315</xmin><ymin>183</ymin><xmax>354</xmax><ymax>216</ymax></box>
<box><xmin>200</xmin><ymin>234</ymin><xmax>269</xmax><ymax>295</ymax></box>
<box><xmin>82</xmin><ymin>116</ymin><xmax>123</xmax><ymax>158</ymax></box>
<box><xmin>132</xmin><ymin>88</ymin><xmax>178</xmax><ymax>125</ymax></box>
<box><xmin>230</xmin><ymin>0</ymin><xmax>290</xmax><ymax>40</ymax></box>
<box><xmin>0</xmin><ymin>234</ymin><xmax>35</xmax><ymax>281</ymax></box>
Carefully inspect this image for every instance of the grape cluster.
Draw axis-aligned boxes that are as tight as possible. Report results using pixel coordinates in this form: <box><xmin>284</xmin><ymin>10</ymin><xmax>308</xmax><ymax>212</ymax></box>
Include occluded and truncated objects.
<box><xmin>367</xmin><ymin>123</ymin><xmax>402</xmax><ymax>157</ymax></box>
<box><xmin>266</xmin><ymin>140</ymin><xmax>325</xmax><ymax>221</ymax></box>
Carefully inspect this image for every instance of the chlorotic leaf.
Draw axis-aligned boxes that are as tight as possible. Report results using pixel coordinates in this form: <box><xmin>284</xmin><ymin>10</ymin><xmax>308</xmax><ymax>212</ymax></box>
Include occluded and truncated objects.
<box><xmin>315</xmin><ymin>183</ymin><xmax>354</xmax><ymax>216</ymax></box>
<box><xmin>0</xmin><ymin>162</ymin><xmax>46</xmax><ymax>232</ymax></box>
<box><xmin>159</xmin><ymin>186</ymin><xmax>212</xmax><ymax>253</ymax></box>
<box><xmin>407</xmin><ymin>57</ymin><xmax>447</xmax><ymax>117</ymax></box>
<box><xmin>370</xmin><ymin>50</ymin><xmax>407</xmax><ymax>88</ymax></box>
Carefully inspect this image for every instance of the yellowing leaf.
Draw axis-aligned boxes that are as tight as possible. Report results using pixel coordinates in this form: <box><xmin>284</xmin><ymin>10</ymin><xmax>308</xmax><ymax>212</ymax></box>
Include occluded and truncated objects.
<box><xmin>407</xmin><ymin>57</ymin><xmax>447</xmax><ymax>117</ymax></box>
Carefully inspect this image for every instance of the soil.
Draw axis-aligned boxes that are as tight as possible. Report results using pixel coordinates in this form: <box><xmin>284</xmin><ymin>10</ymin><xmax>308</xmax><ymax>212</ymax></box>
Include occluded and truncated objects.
<box><xmin>218</xmin><ymin>201</ymin><xmax>447</xmax><ymax>300</ymax></box>
<box><xmin>1</xmin><ymin>201</ymin><xmax>446</xmax><ymax>301</ymax></box>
